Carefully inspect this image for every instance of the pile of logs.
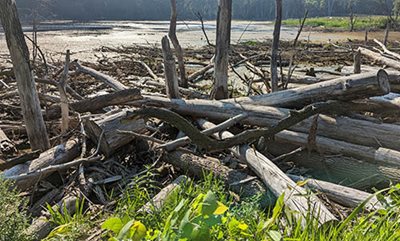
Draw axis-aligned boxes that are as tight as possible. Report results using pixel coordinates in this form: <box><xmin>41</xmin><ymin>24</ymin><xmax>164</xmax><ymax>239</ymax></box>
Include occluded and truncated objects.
<box><xmin>1</xmin><ymin>39</ymin><xmax>400</xmax><ymax>239</ymax></box>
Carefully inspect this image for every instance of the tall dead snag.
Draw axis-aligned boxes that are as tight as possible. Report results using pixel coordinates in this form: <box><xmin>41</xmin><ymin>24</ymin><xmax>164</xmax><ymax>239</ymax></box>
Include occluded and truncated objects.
<box><xmin>212</xmin><ymin>0</ymin><xmax>232</xmax><ymax>100</ymax></box>
<box><xmin>161</xmin><ymin>36</ymin><xmax>180</xmax><ymax>99</ymax></box>
<box><xmin>354</xmin><ymin>49</ymin><xmax>361</xmax><ymax>74</ymax></box>
<box><xmin>0</xmin><ymin>0</ymin><xmax>50</xmax><ymax>151</ymax></box>
<box><xmin>271</xmin><ymin>0</ymin><xmax>283</xmax><ymax>92</ymax></box>
<box><xmin>168</xmin><ymin>0</ymin><xmax>187</xmax><ymax>88</ymax></box>
<box><xmin>58</xmin><ymin>50</ymin><xmax>70</xmax><ymax>135</ymax></box>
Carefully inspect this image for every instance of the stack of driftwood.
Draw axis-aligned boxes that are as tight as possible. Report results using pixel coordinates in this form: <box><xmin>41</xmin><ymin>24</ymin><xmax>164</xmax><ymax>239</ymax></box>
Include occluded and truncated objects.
<box><xmin>1</xmin><ymin>38</ymin><xmax>400</xmax><ymax>239</ymax></box>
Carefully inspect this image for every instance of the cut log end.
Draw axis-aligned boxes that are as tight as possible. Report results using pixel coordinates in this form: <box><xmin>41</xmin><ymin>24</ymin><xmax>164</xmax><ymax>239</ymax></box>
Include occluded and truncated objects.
<box><xmin>377</xmin><ymin>69</ymin><xmax>391</xmax><ymax>94</ymax></box>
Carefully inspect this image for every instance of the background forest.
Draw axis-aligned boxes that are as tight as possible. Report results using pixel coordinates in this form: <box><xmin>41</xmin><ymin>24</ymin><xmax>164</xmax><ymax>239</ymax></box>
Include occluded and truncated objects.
<box><xmin>16</xmin><ymin>0</ymin><xmax>400</xmax><ymax>21</ymax></box>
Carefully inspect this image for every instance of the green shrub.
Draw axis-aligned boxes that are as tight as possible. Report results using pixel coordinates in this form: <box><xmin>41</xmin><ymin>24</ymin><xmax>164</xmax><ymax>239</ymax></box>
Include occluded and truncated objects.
<box><xmin>0</xmin><ymin>178</ymin><xmax>33</xmax><ymax>241</ymax></box>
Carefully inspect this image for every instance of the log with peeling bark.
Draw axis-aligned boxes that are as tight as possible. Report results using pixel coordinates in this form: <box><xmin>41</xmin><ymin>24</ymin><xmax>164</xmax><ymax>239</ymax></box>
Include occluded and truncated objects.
<box><xmin>223</xmin><ymin>70</ymin><xmax>390</xmax><ymax>108</ymax></box>
<box><xmin>197</xmin><ymin>120</ymin><xmax>337</xmax><ymax>226</ymax></box>
<box><xmin>84</xmin><ymin>109</ymin><xmax>146</xmax><ymax>156</ymax></box>
<box><xmin>262</xmin><ymin>141</ymin><xmax>400</xmax><ymax>189</ymax></box>
<box><xmin>46</xmin><ymin>88</ymin><xmax>142</xmax><ymax>119</ymax></box>
<box><xmin>131</xmin><ymin>96</ymin><xmax>400</xmax><ymax>151</ymax></box>
<box><xmin>288</xmin><ymin>174</ymin><xmax>382</xmax><ymax>211</ymax></box>
<box><xmin>358</xmin><ymin>47</ymin><xmax>400</xmax><ymax>70</ymax></box>
<box><xmin>162</xmin><ymin>151</ymin><xmax>267</xmax><ymax>199</ymax></box>
<box><xmin>2</xmin><ymin>140</ymin><xmax>81</xmax><ymax>190</ymax></box>
<box><xmin>139</xmin><ymin>175</ymin><xmax>188</xmax><ymax>213</ymax></box>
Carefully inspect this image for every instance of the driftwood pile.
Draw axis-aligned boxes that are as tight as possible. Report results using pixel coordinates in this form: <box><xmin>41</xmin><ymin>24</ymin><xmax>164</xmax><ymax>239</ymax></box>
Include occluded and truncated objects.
<box><xmin>1</xmin><ymin>39</ymin><xmax>400</xmax><ymax>239</ymax></box>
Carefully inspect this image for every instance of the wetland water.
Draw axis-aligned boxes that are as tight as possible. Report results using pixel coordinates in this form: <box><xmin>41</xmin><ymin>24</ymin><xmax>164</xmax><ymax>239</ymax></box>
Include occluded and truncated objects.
<box><xmin>0</xmin><ymin>20</ymin><xmax>399</xmax><ymax>63</ymax></box>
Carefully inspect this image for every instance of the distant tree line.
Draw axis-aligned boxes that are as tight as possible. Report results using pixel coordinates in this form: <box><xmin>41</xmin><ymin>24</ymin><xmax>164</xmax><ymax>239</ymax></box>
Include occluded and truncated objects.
<box><xmin>16</xmin><ymin>0</ymin><xmax>398</xmax><ymax>22</ymax></box>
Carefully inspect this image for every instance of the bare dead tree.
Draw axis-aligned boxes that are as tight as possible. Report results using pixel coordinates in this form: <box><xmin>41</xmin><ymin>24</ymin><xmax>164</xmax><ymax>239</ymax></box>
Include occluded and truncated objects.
<box><xmin>195</xmin><ymin>11</ymin><xmax>213</xmax><ymax>47</ymax></box>
<box><xmin>293</xmin><ymin>10</ymin><xmax>308</xmax><ymax>49</ymax></box>
<box><xmin>349</xmin><ymin>6</ymin><xmax>357</xmax><ymax>32</ymax></box>
<box><xmin>0</xmin><ymin>0</ymin><xmax>50</xmax><ymax>151</ymax></box>
<box><xmin>271</xmin><ymin>0</ymin><xmax>283</xmax><ymax>92</ymax></box>
<box><xmin>212</xmin><ymin>0</ymin><xmax>232</xmax><ymax>100</ymax></box>
<box><xmin>169</xmin><ymin>0</ymin><xmax>187</xmax><ymax>88</ymax></box>
<box><xmin>162</xmin><ymin>36</ymin><xmax>180</xmax><ymax>99</ymax></box>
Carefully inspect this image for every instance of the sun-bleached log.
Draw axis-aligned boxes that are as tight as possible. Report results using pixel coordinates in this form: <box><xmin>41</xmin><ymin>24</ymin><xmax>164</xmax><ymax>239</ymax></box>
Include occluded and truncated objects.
<box><xmin>2</xmin><ymin>140</ymin><xmax>81</xmax><ymax>190</ymax></box>
<box><xmin>197</xmin><ymin>120</ymin><xmax>337</xmax><ymax>226</ymax></box>
<box><xmin>223</xmin><ymin>70</ymin><xmax>390</xmax><ymax>108</ymax></box>
<box><xmin>84</xmin><ymin>110</ymin><xmax>145</xmax><ymax>156</ymax></box>
<box><xmin>131</xmin><ymin>96</ymin><xmax>400</xmax><ymax>151</ymax></box>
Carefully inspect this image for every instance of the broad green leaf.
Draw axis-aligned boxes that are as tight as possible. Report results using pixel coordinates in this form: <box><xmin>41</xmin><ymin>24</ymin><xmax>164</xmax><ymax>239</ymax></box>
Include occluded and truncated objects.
<box><xmin>101</xmin><ymin>217</ymin><xmax>123</xmax><ymax>234</ymax></box>
<box><xmin>268</xmin><ymin>230</ymin><xmax>282</xmax><ymax>241</ymax></box>
<box><xmin>200</xmin><ymin>191</ymin><xmax>218</xmax><ymax>216</ymax></box>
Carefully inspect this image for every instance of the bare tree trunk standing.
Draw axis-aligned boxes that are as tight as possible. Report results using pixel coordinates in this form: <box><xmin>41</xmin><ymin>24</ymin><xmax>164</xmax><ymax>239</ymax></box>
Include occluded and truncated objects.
<box><xmin>0</xmin><ymin>0</ymin><xmax>50</xmax><ymax>151</ymax></box>
<box><xmin>212</xmin><ymin>0</ymin><xmax>232</xmax><ymax>100</ymax></box>
<box><xmin>271</xmin><ymin>0</ymin><xmax>283</xmax><ymax>92</ymax></box>
<box><xmin>169</xmin><ymin>0</ymin><xmax>187</xmax><ymax>88</ymax></box>
<box><xmin>354</xmin><ymin>49</ymin><xmax>361</xmax><ymax>74</ymax></box>
<box><xmin>383</xmin><ymin>23</ymin><xmax>390</xmax><ymax>46</ymax></box>
<box><xmin>161</xmin><ymin>36</ymin><xmax>180</xmax><ymax>99</ymax></box>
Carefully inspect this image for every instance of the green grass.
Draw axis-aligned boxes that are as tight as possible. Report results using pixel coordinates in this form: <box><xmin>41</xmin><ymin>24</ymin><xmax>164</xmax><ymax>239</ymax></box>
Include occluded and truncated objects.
<box><xmin>41</xmin><ymin>170</ymin><xmax>400</xmax><ymax>241</ymax></box>
<box><xmin>283</xmin><ymin>16</ymin><xmax>389</xmax><ymax>31</ymax></box>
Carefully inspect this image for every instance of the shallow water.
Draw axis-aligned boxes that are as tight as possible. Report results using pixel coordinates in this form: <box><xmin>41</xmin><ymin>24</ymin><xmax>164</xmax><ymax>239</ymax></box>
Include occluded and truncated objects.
<box><xmin>0</xmin><ymin>20</ymin><xmax>399</xmax><ymax>63</ymax></box>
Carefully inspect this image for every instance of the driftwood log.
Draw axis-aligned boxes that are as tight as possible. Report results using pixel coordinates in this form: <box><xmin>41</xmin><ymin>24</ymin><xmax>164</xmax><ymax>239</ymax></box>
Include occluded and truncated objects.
<box><xmin>274</xmin><ymin>130</ymin><xmax>400</xmax><ymax>167</ymax></box>
<box><xmin>223</xmin><ymin>70</ymin><xmax>390</xmax><ymax>108</ymax></box>
<box><xmin>84</xmin><ymin>110</ymin><xmax>145</xmax><ymax>156</ymax></box>
<box><xmin>139</xmin><ymin>175</ymin><xmax>188</xmax><ymax>213</ymax></box>
<box><xmin>2</xmin><ymin>140</ymin><xmax>81</xmax><ymax>190</ymax></box>
<box><xmin>262</xmin><ymin>141</ymin><xmax>400</xmax><ymax>188</ymax></box>
<box><xmin>288</xmin><ymin>174</ymin><xmax>382</xmax><ymax>211</ymax></box>
<box><xmin>197</xmin><ymin>120</ymin><xmax>337</xmax><ymax>226</ymax></box>
<box><xmin>131</xmin><ymin>96</ymin><xmax>400</xmax><ymax>151</ymax></box>
<box><xmin>359</xmin><ymin>47</ymin><xmax>400</xmax><ymax>70</ymax></box>
<box><xmin>162</xmin><ymin>151</ymin><xmax>267</xmax><ymax>199</ymax></box>
<box><xmin>47</xmin><ymin>88</ymin><xmax>142</xmax><ymax>119</ymax></box>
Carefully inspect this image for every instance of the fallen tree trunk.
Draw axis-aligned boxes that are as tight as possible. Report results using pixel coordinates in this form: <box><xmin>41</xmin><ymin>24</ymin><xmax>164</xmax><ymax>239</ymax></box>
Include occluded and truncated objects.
<box><xmin>162</xmin><ymin>151</ymin><xmax>267</xmax><ymax>199</ymax></box>
<box><xmin>139</xmin><ymin>175</ymin><xmax>188</xmax><ymax>213</ymax></box>
<box><xmin>358</xmin><ymin>47</ymin><xmax>400</xmax><ymax>70</ymax></box>
<box><xmin>288</xmin><ymin>174</ymin><xmax>382</xmax><ymax>211</ymax></box>
<box><xmin>0</xmin><ymin>150</ymin><xmax>40</xmax><ymax>171</ymax></box>
<box><xmin>2</xmin><ymin>140</ymin><xmax>81</xmax><ymax>190</ymax></box>
<box><xmin>84</xmin><ymin>110</ymin><xmax>145</xmax><ymax>156</ymax></box>
<box><xmin>46</xmin><ymin>88</ymin><xmax>142</xmax><ymax>119</ymax></box>
<box><xmin>223</xmin><ymin>70</ymin><xmax>390</xmax><ymax>108</ymax></box>
<box><xmin>131</xmin><ymin>96</ymin><xmax>400</xmax><ymax>151</ymax></box>
<box><xmin>262</xmin><ymin>141</ymin><xmax>400</xmax><ymax>189</ymax></box>
<box><xmin>74</xmin><ymin>62</ymin><xmax>128</xmax><ymax>91</ymax></box>
<box><xmin>274</xmin><ymin>130</ymin><xmax>400</xmax><ymax>167</ymax></box>
<box><xmin>197</xmin><ymin>120</ymin><xmax>337</xmax><ymax>226</ymax></box>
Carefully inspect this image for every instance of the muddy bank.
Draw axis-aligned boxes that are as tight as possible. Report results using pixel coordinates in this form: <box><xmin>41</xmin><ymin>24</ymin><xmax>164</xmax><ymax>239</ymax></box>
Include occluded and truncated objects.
<box><xmin>0</xmin><ymin>20</ymin><xmax>399</xmax><ymax>64</ymax></box>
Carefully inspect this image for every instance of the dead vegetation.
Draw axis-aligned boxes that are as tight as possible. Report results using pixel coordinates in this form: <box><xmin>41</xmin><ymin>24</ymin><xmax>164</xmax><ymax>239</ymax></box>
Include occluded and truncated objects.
<box><xmin>1</xmin><ymin>35</ymin><xmax>400</xmax><ymax>239</ymax></box>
